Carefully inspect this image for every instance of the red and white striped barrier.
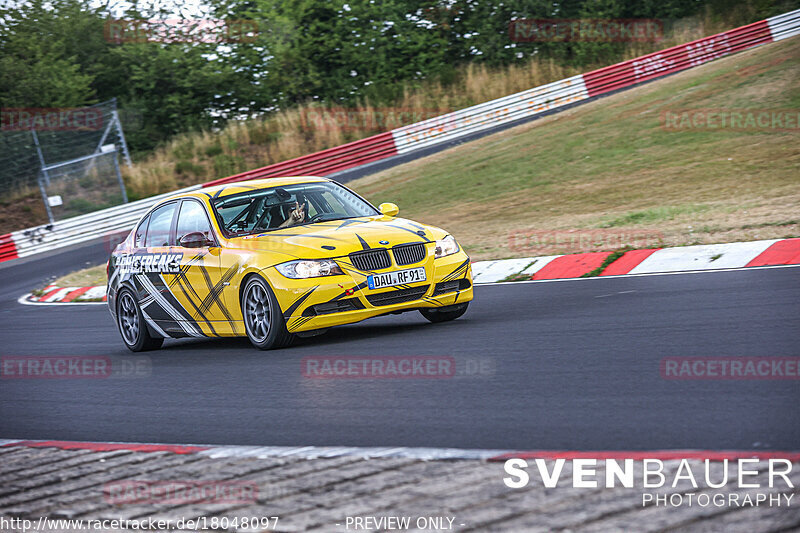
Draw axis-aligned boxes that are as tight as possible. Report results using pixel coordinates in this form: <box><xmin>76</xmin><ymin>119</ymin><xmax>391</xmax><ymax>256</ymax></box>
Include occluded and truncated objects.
<box><xmin>2</xmin><ymin>9</ymin><xmax>797</xmax><ymax>264</ymax></box>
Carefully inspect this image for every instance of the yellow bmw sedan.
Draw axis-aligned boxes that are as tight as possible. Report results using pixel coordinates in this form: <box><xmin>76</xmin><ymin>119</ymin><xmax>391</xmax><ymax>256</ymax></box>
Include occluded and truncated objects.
<box><xmin>107</xmin><ymin>176</ymin><xmax>473</xmax><ymax>351</ymax></box>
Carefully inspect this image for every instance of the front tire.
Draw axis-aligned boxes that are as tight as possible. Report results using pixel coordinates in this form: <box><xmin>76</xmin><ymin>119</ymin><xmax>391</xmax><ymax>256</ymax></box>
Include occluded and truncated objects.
<box><xmin>420</xmin><ymin>302</ymin><xmax>469</xmax><ymax>323</ymax></box>
<box><xmin>116</xmin><ymin>288</ymin><xmax>164</xmax><ymax>352</ymax></box>
<box><xmin>242</xmin><ymin>276</ymin><xmax>295</xmax><ymax>350</ymax></box>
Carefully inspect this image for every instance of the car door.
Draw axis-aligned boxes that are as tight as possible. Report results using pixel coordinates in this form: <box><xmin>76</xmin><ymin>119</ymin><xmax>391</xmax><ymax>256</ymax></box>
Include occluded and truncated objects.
<box><xmin>128</xmin><ymin>201</ymin><xmax>192</xmax><ymax>337</ymax></box>
<box><xmin>168</xmin><ymin>198</ymin><xmax>237</xmax><ymax>337</ymax></box>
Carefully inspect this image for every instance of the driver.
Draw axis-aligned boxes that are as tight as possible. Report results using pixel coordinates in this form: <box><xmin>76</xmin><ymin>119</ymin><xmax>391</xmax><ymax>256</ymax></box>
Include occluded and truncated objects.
<box><xmin>278</xmin><ymin>200</ymin><xmax>306</xmax><ymax>228</ymax></box>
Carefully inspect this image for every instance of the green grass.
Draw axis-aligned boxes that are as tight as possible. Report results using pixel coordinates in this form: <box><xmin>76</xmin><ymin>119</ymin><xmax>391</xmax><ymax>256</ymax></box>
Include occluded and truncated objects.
<box><xmin>52</xmin><ymin>264</ymin><xmax>107</xmax><ymax>288</ymax></box>
<box><xmin>598</xmin><ymin>205</ymin><xmax>711</xmax><ymax>227</ymax></box>
<box><xmin>581</xmin><ymin>249</ymin><xmax>630</xmax><ymax>278</ymax></box>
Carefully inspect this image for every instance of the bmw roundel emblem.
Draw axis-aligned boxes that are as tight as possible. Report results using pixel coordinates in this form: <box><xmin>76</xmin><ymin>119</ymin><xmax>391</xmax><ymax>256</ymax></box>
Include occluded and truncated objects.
<box><xmin>379</xmin><ymin>240</ymin><xmax>389</xmax><ymax>245</ymax></box>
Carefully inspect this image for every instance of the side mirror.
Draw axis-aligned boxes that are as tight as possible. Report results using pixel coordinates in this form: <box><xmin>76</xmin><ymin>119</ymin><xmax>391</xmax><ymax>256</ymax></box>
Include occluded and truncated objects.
<box><xmin>179</xmin><ymin>231</ymin><xmax>213</xmax><ymax>248</ymax></box>
<box><xmin>379</xmin><ymin>202</ymin><xmax>399</xmax><ymax>217</ymax></box>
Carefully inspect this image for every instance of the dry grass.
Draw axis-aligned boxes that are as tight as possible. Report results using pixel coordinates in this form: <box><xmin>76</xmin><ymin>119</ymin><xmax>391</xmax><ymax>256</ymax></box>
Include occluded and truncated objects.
<box><xmin>52</xmin><ymin>264</ymin><xmax>107</xmax><ymax>288</ymax></box>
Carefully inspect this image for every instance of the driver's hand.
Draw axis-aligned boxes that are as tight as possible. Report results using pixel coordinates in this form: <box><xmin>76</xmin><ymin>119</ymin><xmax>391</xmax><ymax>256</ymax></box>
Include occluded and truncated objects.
<box><xmin>279</xmin><ymin>201</ymin><xmax>305</xmax><ymax>228</ymax></box>
<box><xmin>290</xmin><ymin>201</ymin><xmax>305</xmax><ymax>222</ymax></box>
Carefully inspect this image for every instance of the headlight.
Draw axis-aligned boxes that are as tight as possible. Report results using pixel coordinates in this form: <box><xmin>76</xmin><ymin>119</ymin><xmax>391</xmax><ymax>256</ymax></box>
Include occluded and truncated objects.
<box><xmin>276</xmin><ymin>259</ymin><xmax>343</xmax><ymax>279</ymax></box>
<box><xmin>434</xmin><ymin>235</ymin><xmax>459</xmax><ymax>258</ymax></box>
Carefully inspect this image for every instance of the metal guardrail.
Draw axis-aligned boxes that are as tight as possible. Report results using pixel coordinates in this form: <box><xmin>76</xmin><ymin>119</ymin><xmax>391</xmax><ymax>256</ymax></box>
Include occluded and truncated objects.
<box><xmin>1</xmin><ymin>185</ymin><xmax>200</xmax><ymax>262</ymax></box>
<box><xmin>1</xmin><ymin>8</ymin><xmax>798</xmax><ymax>264</ymax></box>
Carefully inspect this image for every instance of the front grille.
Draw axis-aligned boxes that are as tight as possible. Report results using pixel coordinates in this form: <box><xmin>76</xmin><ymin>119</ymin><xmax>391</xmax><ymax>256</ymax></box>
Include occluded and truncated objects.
<box><xmin>303</xmin><ymin>298</ymin><xmax>365</xmax><ymax>317</ymax></box>
<box><xmin>392</xmin><ymin>243</ymin><xmax>426</xmax><ymax>266</ymax></box>
<box><xmin>432</xmin><ymin>278</ymin><xmax>471</xmax><ymax>296</ymax></box>
<box><xmin>366</xmin><ymin>285</ymin><xmax>429</xmax><ymax>307</ymax></box>
<box><xmin>349</xmin><ymin>249</ymin><xmax>391</xmax><ymax>271</ymax></box>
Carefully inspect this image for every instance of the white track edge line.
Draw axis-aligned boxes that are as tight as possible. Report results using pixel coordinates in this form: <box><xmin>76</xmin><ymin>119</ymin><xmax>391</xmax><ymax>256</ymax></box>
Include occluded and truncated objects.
<box><xmin>476</xmin><ymin>263</ymin><xmax>800</xmax><ymax>286</ymax></box>
<box><xmin>17</xmin><ymin>293</ymin><xmax>106</xmax><ymax>306</ymax></box>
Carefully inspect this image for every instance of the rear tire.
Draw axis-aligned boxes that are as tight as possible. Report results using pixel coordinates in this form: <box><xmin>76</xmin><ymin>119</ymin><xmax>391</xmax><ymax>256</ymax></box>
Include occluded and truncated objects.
<box><xmin>420</xmin><ymin>302</ymin><xmax>469</xmax><ymax>323</ymax></box>
<box><xmin>242</xmin><ymin>276</ymin><xmax>295</xmax><ymax>350</ymax></box>
<box><xmin>116</xmin><ymin>288</ymin><xmax>164</xmax><ymax>352</ymax></box>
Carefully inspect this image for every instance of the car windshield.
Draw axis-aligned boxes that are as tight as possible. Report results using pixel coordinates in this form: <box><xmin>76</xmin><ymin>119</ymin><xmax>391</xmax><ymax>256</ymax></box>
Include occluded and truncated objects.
<box><xmin>211</xmin><ymin>181</ymin><xmax>380</xmax><ymax>237</ymax></box>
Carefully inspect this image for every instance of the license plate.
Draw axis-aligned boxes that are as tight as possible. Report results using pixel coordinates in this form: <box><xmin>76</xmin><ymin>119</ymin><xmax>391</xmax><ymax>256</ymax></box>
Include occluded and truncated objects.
<box><xmin>367</xmin><ymin>267</ymin><xmax>426</xmax><ymax>289</ymax></box>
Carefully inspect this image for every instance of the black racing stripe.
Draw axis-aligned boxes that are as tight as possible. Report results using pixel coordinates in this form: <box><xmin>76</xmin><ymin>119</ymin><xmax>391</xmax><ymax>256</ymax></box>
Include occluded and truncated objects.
<box><xmin>422</xmin><ymin>296</ymin><xmax>444</xmax><ymax>307</ymax></box>
<box><xmin>283</xmin><ymin>286</ymin><xmax>318</xmax><ymax>319</ymax></box>
<box><xmin>196</xmin><ymin>262</ymin><xmax>236</xmax><ymax>328</ymax></box>
<box><xmin>147</xmin><ymin>273</ymin><xmax>197</xmax><ymax>323</ymax></box>
<box><xmin>212</xmin><ymin>187</ymin><xmax>226</xmax><ymax>200</ymax></box>
<box><xmin>442</xmin><ymin>259</ymin><xmax>471</xmax><ymax>281</ymax></box>
<box><xmin>289</xmin><ymin>316</ymin><xmax>315</xmax><ymax>330</ymax></box>
<box><xmin>164</xmin><ymin>252</ymin><xmax>203</xmax><ymax>289</ymax></box>
<box><xmin>169</xmin><ymin>259</ymin><xmax>227</xmax><ymax>337</ymax></box>
<box><xmin>387</xmin><ymin>224</ymin><xmax>431</xmax><ymax>242</ymax></box>
<box><xmin>139</xmin><ymin>275</ymin><xmax>204</xmax><ymax>337</ymax></box>
<box><xmin>166</xmin><ymin>252</ymin><xmax>207</xmax><ymax>291</ymax></box>
<box><xmin>198</xmin><ymin>263</ymin><xmax>238</xmax><ymax>319</ymax></box>
<box><xmin>356</xmin><ymin>234</ymin><xmax>370</xmax><ymax>250</ymax></box>
<box><xmin>404</xmin><ymin>221</ymin><xmax>427</xmax><ymax>231</ymax></box>
<box><xmin>174</xmin><ymin>274</ymin><xmax>219</xmax><ymax>336</ymax></box>
<box><xmin>164</xmin><ymin>252</ymin><xmax>214</xmax><ymax>324</ymax></box>
<box><xmin>140</xmin><ymin>299</ymin><xmax>172</xmax><ymax>322</ymax></box>
<box><xmin>335</xmin><ymin>219</ymin><xmax>362</xmax><ymax>230</ymax></box>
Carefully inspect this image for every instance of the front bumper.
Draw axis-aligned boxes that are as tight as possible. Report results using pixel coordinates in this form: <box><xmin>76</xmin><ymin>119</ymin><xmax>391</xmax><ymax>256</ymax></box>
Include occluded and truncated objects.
<box><xmin>266</xmin><ymin>249</ymin><xmax>473</xmax><ymax>333</ymax></box>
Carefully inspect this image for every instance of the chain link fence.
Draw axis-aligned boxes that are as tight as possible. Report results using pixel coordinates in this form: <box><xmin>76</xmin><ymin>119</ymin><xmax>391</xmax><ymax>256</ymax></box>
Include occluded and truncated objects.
<box><xmin>39</xmin><ymin>149</ymin><xmax>128</xmax><ymax>221</ymax></box>
<box><xmin>0</xmin><ymin>99</ymin><xmax>132</xmax><ymax>222</ymax></box>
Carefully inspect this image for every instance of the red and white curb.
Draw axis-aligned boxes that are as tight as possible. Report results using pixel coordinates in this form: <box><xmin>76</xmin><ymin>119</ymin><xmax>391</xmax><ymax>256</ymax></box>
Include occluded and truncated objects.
<box><xmin>17</xmin><ymin>238</ymin><xmax>800</xmax><ymax>305</ymax></box>
<box><xmin>2</xmin><ymin>439</ymin><xmax>799</xmax><ymax>462</ymax></box>
<box><xmin>20</xmin><ymin>284</ymin><xmax>106</xmax><ymax>305</ymax></box>
<box><xmin>471</xmin><ymin>238</ymin><xmax>800</xmax><ymax>283</ymax></box>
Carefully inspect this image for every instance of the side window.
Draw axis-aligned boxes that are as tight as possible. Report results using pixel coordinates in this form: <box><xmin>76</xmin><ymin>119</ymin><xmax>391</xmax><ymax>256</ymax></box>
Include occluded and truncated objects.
<box><xmin>176</xmin><ymin>200</ymin><xmax>214</xmax><ymax>244</ymax></box>
<box><xmin>320</xmin><ymin>191</ymin><xmax>350</xmax><ymax>217</ymax></box>
<box><xmin>145</xmin><ymin>203</ymin><xmax>176</xmax><ymax>247</ymax></box>
<box><xmin>134</xmin><ymin>215</ymin><xmax>150</xmax><ymax>248</ymax></box>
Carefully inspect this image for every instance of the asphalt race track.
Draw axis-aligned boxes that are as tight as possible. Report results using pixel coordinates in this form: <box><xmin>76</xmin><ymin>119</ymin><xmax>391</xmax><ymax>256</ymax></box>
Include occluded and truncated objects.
<box><xmin>1</xmin><ymin>242</ymin><xmax>799</xmax><ymax>451</ymax></box>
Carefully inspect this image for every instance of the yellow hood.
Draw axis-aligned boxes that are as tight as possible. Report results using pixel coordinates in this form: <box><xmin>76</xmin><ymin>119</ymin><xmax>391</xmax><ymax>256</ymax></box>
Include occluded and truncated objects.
<box><xmin>227</xmin><ymin>216</ymin><xmax>448</xmax><ymax>260</ymax></box>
